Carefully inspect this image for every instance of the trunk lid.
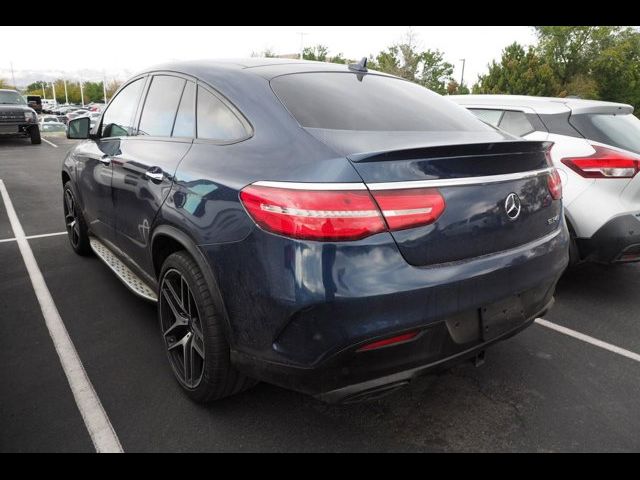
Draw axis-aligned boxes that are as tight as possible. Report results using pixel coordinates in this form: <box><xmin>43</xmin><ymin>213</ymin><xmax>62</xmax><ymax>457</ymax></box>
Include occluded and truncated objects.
<box><xmin>344</xmin><ymin>138</ymin><xmax>560</xmax><ymax>266</ymax></box>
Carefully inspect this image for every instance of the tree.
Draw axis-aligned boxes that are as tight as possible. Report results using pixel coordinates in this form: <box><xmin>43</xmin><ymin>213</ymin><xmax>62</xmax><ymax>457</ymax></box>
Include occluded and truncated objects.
<box><xmin>473</xmin><ymin>42</ymin><xmax>558</xmax><ymax>96</ymax></box>
<box><xmin>372</xmin><ymin>31</ymin><xmax>453</xmax><ymax>94</ymax></box>
<box><xmin>0</xmin><ymin>78</ymin><xmax>15</xmax><ymax>89</ymax></box>
<box><xmin>303</xmin><ymin>45</ymin><xmax>347</xmax><ymax>64</ymax></box>
<box><xmin>446</xmin><ymin>80</ymin><xmax>470</xmax><ymax>95</ymax></box>
<box><xmin>534</xmin><ymin>26</ymin><xmax>620</xmax><ymax>87</ymax></box>
<box><xmin>251</xmin><ymin>48</ymin><xmax>278</xmax><ymax>58</ymax></box>
<box><xmin>105</xmin><ymin>79</ymin><xmax>122</xmax><ymax>101</ymax></box>
<box><xmin>591</xmin><ymin>28</ymin><xmax>640</xmax><ymax>108</ymax></box>
<box><xmin>303</xmin><ymin>45</ymin><xmax>329</xmax><ymax>62</ymax></box>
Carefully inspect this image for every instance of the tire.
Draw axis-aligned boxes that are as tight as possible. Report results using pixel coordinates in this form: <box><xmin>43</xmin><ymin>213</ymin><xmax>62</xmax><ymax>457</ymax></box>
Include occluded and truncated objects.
<box><xmin>565</xmin><ymin>217</ymin><xmax>581</xmax><ymax>267</ymax></box>
<box><xmin>30</xmin><ymin>126</ymin><xmax>41</xmax><ymax>144</ymax></box>
<box><xmin>158</xmin><ymin>251</ymin><xmax>256</xmax><ymax>403</ymax></box>
<box><xmin>63</xmin><ymin>182</ymin><xmax>91</xmax><ymax>255</ymax></box>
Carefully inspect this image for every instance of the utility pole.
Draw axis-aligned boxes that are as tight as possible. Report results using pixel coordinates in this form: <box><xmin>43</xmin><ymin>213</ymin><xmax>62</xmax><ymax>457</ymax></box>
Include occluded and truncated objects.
<box><xmin>63</xmin><ymin>79</ymin><xmax>68</xmax><ymax>104</ymax></box>
<box><xmin>42</xmin><ymin>83</ymin><xmax>46</xmax><ymax>98</ymax></box>
<box><xmin>103</xmin><ymin>73</ymin><xmax>108</xmax><ymax>104</ymax></box>
<box><xmin>10</xmin><ymin>61</ymin><xmax>17</xmax><ymax>90</ymax></box>
<box><xmin>79</xmin><ymin>74</ymin><xmax>85</xmax><ymax>107</ymax></box>
<box><xmin>298</xmin><ymin>32</ymin><xmax>308</xmax><ymax>60</ymax></box>
<box><xmin>459</xmin><ymin>58</ymin><xmax>466</xmax><ymax>88</ymax></box>
<box><xmin>51</xmin><ymin>82</ymin><xmax>56</xmax><ymax>104</ymax></box>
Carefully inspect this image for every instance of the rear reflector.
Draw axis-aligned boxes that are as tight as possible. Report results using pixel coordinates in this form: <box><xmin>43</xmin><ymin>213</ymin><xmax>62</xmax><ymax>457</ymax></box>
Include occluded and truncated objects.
<box><xmin>356</xmin><ymin>331</ymin><xmax>420</xmax><ymax>352</ymax></box>
<box><xmin>240</xmin><ymin>184</ymin><xmax>446</xmax><ymax>241</ymax></box>
<box><xmin>561</xmin><ymin>145</ymin><xmax>640</xmax><ymax>179</ymax></box>
<box><xmin>547</xmin><ymin>169</ymin><xmax>563</xmax><ymax>200</ymax></box>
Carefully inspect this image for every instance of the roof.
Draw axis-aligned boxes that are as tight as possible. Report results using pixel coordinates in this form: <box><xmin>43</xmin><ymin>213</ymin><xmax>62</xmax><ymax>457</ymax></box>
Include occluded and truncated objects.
<box><xmin>137</xmin><ymin>58</ymin><xmax>393</xmax><ymax>81</ymax></box>
<box><xmin>448</xmin><ymin>94</ymin><xmax>634</xmax><ymax>115</ymax></box>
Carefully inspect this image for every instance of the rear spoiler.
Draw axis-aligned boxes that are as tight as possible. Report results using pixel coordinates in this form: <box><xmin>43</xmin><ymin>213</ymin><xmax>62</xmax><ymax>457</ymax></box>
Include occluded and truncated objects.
<box><xmin>347</xmin><ymin>141</ymin><xmax>553</xmax><ymax>163</ymax></box>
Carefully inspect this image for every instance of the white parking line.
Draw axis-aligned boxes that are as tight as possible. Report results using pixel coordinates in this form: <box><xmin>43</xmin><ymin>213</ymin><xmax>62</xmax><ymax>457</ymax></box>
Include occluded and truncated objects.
<box><xmin>0</xmin><ymin>231</ymin><xmax>67</xmax><ymax>243</ymax></box>
<box><xmin>0</xmin><ymin>179</ymin><xmax>123</xmax><ymax>453</ymax></box>
<box><xmin>535</xmin><ymin>318</ymin><xmax>640</xmax><ymax>363</ymax></box>
<box><xmin>41</xmin><ymin>138</ymin><xmax>58</xmax><ymax>148</ymax></box>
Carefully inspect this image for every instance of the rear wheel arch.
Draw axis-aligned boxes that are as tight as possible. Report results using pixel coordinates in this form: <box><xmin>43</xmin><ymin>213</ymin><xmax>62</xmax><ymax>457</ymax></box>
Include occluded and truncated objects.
<box><xmin>61</xmin><ymin>170</ymin><xmax>71</xmax><ymax>187</ymax></box>
<box><xmin>151</xmin><ymin>225</ymin><xmax>234</xmax><ymax>343</ymax></box>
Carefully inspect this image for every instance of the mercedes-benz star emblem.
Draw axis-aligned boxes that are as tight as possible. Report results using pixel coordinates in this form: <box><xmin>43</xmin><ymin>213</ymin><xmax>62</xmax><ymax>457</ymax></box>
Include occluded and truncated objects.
<box><xmin>504</xmin><ymin>193</ymin><xmax>522</xmax><ymax>220</ymax></box>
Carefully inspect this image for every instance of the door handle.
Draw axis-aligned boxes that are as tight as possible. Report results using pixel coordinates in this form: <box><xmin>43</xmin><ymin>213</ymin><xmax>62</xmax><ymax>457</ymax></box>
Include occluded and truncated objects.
<box><xmin>98</xmin><ymin>155</ymin><xmax>111</xmax><ymax>166</ymax></box>
<box><xmin>145</xmin><ymin>168</ymin><xmax>164</xmax><ymax>182</ymax></box>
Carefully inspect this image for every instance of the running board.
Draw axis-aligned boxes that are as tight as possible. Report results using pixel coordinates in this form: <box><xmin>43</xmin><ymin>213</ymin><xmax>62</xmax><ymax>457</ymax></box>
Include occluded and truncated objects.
<box><xmin>89</xmin><ymin>237</ymin><xmax>158</xmax><ymax>302</ymax></box>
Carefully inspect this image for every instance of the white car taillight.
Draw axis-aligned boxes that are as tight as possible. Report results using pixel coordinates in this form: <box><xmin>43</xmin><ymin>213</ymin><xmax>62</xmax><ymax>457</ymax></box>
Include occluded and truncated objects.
<box><xmin>561</xmin><ymin>144</ymin><xmax>640</xmax><ymax>179</ymax></box>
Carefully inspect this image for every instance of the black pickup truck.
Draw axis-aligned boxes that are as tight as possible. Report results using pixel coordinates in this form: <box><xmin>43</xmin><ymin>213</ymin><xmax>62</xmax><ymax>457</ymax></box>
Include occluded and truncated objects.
<box><xmin>0</xmin><ymin>89</ymin><xmax>41</xmax><ymax>144</ymax></box>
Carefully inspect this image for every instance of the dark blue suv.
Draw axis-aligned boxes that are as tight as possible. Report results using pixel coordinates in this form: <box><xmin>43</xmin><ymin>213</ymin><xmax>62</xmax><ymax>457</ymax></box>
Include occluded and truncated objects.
<box><xmin>63</xmin><ymin>59</ymin><xmax>569</xmax><ymax>403</ymax></box>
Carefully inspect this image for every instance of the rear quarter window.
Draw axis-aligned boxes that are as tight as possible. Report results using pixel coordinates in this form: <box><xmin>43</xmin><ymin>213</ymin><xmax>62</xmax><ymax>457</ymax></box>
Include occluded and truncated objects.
<box><xmin>498</xmin><ymin>110</ymin><xmax>535</xmax><ymax>137</ymax></box>
<box><xmin>271</xmin><ymin>72</ymin><xmax>491</xmax><ymax>132</ymax></box>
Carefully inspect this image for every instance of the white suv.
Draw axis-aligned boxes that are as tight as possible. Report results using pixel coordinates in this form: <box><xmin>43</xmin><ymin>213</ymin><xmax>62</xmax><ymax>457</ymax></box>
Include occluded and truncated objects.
<box><xmin>450</xmin><ymin>95</ymin><xmax>640</xmax><ymax>265</ymax></box>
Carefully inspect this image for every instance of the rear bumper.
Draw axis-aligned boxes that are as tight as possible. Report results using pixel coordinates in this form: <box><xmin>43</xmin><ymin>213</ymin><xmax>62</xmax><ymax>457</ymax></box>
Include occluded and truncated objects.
<box><xmin>576</xmin><ymin>214</ymin><xmax>640</xmax><ymax>263</ymax></box>
<box><xmin>202</xmin><ymin>222</ymin><xmax>569</xmax><ymax>401</ymax></box>
<box><xmin>233</xmin><ymin>296</ymin><xmax>554</xmax><ymax>403</ymax></box>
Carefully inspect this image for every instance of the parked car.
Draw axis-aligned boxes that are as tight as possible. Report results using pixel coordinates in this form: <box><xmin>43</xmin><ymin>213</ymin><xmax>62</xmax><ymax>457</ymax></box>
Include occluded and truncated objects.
<box><xmin>0</xmin><ymin>89</ymin><xmax>41</xmax><ymax>144</ymax></box>
<box><xmin>75</xmin><ymin>111</ymin><xmax>102</xmax><ymax>130</ymax></box>
<box><xmin>63</xmin><ymin>59</ymin><xmax>569</xmax><ymax>404</ymax></box>
<box><xmin>65</xmin><ymin>108</ymin><xmax>89</xmax><ymax>123</ymax></box>
<box><xmin>25</xmin><ymin>94</ymin><xmax>43</xmax><ymax>114</ymax></box>
<box><xmin>39</xmin><ymin>114</ymin><xmax>62</xmax><ymax>124</ymax></box>
<box><xmin>450</xmin><ymin>95</ymin><xmax>640</xmax><ymax>265</ymax></box>
<box><xmin>41</xmin><ymin>99</ymin><xmax>57</xmax><ymax>113</ymax></box>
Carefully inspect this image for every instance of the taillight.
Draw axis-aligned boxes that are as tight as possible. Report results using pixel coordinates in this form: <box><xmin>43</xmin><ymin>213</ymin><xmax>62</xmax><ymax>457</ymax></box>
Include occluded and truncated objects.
<box><xmin>370</xmin><ymin>188</ymin><xmax>446</xmax><ymax>230</ymax></box>
<box><xmin>240</xmin><ymin>185</ymin><xmax>386</xmax><ymax>241</ymax></box>
<box><xmin>547</xmin><ymin>169</ymin><xmax>562</xmax><ymax>200</ymax></box>
<box><xmin>356</xmin><ymin>331</ymin><xmax>420</xmax><ymax>352</ymax></box>
<box><xmin>561</xmin><ymin>145</ymin><xmax>640</xmax><ymax>179</ymax></box>
<box><xmin>239</xmin><ymin>183</ymin><xmax>446</xmax><ymax>241</ymax></box>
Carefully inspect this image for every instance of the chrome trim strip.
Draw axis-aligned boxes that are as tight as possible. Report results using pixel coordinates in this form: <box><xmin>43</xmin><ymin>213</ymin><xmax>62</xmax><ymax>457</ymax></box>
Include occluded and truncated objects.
<box><xmin>252</xmin><ymin>181</ymin><xmax>367</xmax><ymax>191</ymax></box>
<box><xmin>366</xmin><ymin>167</ymin><xmax>555</xmax><ymax>191</ymax></box>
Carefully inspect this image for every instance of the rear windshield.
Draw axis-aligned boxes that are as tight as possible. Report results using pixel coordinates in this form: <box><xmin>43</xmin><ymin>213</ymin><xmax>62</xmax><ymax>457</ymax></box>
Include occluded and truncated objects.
<box><xmin>271</xmin><ymin>72</ymin><xmax>492</xmax><ymax>132</ymax></box>
<box><xmin>570</xmin><ymin>113</ymin><xmax>640</xmax><ymax>154</ymax></box>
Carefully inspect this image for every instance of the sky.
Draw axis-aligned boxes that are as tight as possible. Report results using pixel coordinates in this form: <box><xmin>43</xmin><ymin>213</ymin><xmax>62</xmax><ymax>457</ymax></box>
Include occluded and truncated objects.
<box><xmin>0</xmin><ymin>26</ymin><xmax>537</xmax><ymax>88</ymax></box>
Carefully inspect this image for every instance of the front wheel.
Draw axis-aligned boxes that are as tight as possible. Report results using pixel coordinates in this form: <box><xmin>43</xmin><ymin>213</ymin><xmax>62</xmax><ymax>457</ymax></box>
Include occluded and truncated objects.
<box><xmin>158</xmin><ymin>251</ymin><xmax>256</xmax><ymax>403</ymax></box>
<box><xmin>30</xmin><ymin>126</ymin><xmax>41</xmax><ymax>144</ymax></box>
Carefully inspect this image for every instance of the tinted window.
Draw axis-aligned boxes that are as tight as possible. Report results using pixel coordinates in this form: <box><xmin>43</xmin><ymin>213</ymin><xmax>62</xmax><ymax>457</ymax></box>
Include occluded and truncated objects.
<box><xmin>139</xmin><ymin>75</ymin><xmax>186</xmax><ymax>137</ymax></box>
<box><xmin>197</xmin><ymin>86</ymin><xmax>247</xmax><ymax>141</ymax></box>
<box><xmin>570</xmin><ymin>113</ymin><xmax>640</xmax><ymax>154</ymax></box>
<box><xmin>271</xmin><ymin>73</ymin><xmax>491</xmax><ymax>132</ymax></box>
<box><xmin>102</xmin><ymin>78</ymin><xmax>145</xmax><ymax>137</ymax></box>
<box><xmin>469</xmin><ymin>108</ymin><xmax>503</xmax><ymax>126</ymax></box>
<box><xmin>498</xmin><ymin>110</ymin><xmax>534</xmax><ymax>136</ymax></box>
<box><xmin>172</xmin><ymin>81</ymin><xmax>196</xmax><ymax>138</ymax></box>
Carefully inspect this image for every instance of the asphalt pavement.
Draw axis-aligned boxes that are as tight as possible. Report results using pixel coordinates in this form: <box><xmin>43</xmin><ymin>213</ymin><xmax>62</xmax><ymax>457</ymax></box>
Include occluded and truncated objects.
<box><xmin>1</xmin><ymin>132</ymin><xmax>639</xmax><ymax>452</ymax></box>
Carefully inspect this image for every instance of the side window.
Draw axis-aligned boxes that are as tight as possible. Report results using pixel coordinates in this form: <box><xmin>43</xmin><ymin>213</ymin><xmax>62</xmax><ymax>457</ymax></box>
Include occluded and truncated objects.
<box><xmin>101</xmin><ymin>78</ymin><xmax>145</xmax><ymax>138</ymax></box>
<box><xmin>172</xmin><ymin>81</ymin><xmax>196</xmax><ymax>138</ymax></box>
<box><xmin>498</xmin><ymin>110</ymin><xmax>535</xmax><ymax>137</ymax></box>
<box><xmin>138</xmin><ymin>75</ymin><xmax>186</xmax><ymax>137</ymax></box>
<box><xmin>469</xmin><ymin>108</ymin><xmax>503</xmax><ymax>127</ymax></box>
<box><xmin>196</xmin><ymin>86</ymin><xmax>247</xmax><ymax>141</ymax></box>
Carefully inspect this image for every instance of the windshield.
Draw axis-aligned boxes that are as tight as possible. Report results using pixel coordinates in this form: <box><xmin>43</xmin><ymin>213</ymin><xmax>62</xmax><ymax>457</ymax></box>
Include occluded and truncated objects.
<box><xmin>0</xmin><ymin>91</ymin><xmax>27</xmax><ymax>105</ymax></box>
<box><xmin>570</xmin><ymin>113</ymin><xmax>640</xmax><ymax>154</ymax></box>
<box><xmin>271</xmin><ymin>72</ymin><xmax>492</xmax><ymax>132</ymax></box>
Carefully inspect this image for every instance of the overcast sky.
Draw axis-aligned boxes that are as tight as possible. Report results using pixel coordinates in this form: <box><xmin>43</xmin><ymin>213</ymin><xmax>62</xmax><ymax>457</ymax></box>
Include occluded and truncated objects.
<box><xmin>1</xmin><ymin>26</ymin><xmax>537</xmax><ymax>87</ymax></box>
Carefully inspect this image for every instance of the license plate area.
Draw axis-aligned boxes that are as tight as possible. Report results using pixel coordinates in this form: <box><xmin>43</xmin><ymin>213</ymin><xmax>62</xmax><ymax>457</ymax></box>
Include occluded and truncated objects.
<box><xmin>0</xmin><ymin>125</ymin><xmax>19</xmax><ymax>134</ymax></box>
<box><xmin>481</xmin><ymin>294</ymin><xmax>526</xmax><ymax>341</ymax></box>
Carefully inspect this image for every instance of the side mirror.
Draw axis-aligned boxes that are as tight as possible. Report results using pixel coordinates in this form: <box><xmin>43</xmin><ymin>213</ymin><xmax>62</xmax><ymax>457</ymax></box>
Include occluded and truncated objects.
<box><xmin>67</xmin><ymin>116</ymin><xmax>91</xmax><ymax>139</ymax></box>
